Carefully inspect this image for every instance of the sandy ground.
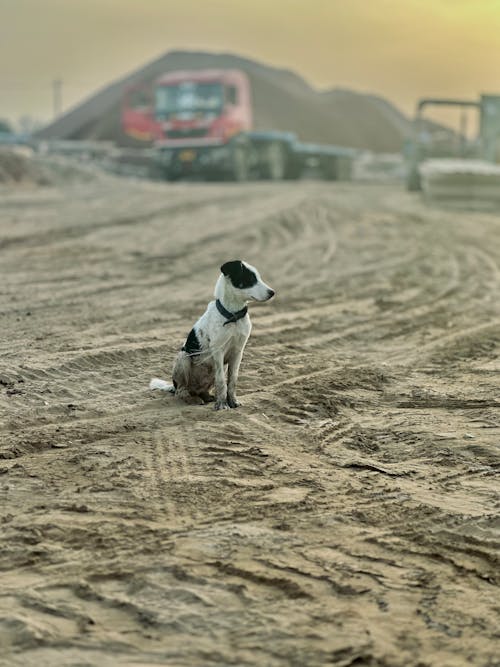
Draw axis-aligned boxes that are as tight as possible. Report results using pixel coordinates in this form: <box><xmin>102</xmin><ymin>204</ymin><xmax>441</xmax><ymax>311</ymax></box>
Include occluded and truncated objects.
<box><xmin>0</xmin><ymin>174</ymin><xmax>499</xmax><ymax>667</ymax></box>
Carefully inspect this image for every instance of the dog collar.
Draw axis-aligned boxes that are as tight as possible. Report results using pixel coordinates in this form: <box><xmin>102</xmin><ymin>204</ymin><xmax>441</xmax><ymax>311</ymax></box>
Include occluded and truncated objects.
<box><xmin>216</xmin><ymin>299</ymin><xmax>248</xmax><ymax>325</ymax></box>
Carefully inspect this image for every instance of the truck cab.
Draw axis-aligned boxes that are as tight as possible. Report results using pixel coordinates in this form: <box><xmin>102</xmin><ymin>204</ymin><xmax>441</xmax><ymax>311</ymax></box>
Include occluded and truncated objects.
<box><xmin>153</xmin><ymin>69</ymin><xmax>252</xmax><ymax>147</ymax></box>
<box><xmin>122</xmin><ymin>69</ymin><xmax>253</xmax><ymax>178</ymax></box>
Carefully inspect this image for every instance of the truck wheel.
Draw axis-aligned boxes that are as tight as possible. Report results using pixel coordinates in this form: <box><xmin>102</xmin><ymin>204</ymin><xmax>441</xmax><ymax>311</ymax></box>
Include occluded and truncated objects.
<box><xmin>163</xmin><ymin>168</ymin><xmax>178</xmax><ymax>182</ymax></box>
<box><xmin>231</xmin><ymin>145</ymin><xmax>249</xmax><ymax>182</ymax></box>
<box><xmin>406</xmin><ymin>166</ymin><xmax>422</xmax><ymax>191</ymax></box>
<box><xmin>284</xmin><ymin>154</ymin><xmax>301</xmax><ymax>180</ymax></box>
<box><xmin>322</xmin><ymin>156</ymin><xmax>337</xmax><ymax>181</ymax></box>
<box><xmin>264</xmin><ymin>142</ymin><xmax>286</xmax><ymax>180</ymax></box>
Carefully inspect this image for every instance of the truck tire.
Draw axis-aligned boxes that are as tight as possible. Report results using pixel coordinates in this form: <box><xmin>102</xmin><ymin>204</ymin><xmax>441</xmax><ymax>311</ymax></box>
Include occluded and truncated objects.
<box><xmin>161</xmin><ymin>167</ymin><xmax>178</xmax><ymax>182</ymax></box>
<box><xmin>150</xmin><ymin>163</ymin><xmax>171</xmax><ymax>181</ymax></box>
<box><xmin>230</xmin><ymin>144</ymin><xmax>250</xmax><ymax>182</ymax></box>
<box><xmin>284</xmin><ymin>153</ymin><xmax>301</xmax><ymax>180</ymax></box>
<box><xmin>406</xmin><ymin>166</ymin><xmax>422</xmax><ymax>191</ymax></box>
<box><xmin>321</xmin><ymin>156</ymin><xmax>337</xmax><ymax>181</ymax></box>
<box><xmin>263</xmin><ymin>141</ymin><xmax>286</xmax><ymax>180</ymax></box>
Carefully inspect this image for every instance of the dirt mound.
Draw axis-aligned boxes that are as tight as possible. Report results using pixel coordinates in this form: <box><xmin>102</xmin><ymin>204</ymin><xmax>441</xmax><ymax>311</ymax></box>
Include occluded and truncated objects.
<box><xmin>37</xmin><ymin>50</ymin><xmax>412</xmax><ymax>152</ymax></box>
<box><xmin>0</xmin><ymin>150</ymin><xmax>105</xmax><ymax>187</ymax></box>
<box><xmin>0</xmin><ymin>149</ymin><xmax>51</xmax><ymax>185</ymax></box>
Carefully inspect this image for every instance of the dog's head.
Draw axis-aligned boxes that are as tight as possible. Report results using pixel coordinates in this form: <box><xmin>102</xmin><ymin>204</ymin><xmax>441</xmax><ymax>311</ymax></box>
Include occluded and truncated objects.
<box><xmin>220</xmin><ymin>260</ymin><xmax>275</xmax><ymax>302</ymax></box>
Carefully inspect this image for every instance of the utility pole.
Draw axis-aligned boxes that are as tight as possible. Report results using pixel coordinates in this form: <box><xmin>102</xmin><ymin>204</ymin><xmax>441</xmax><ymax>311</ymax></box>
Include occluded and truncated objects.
<box><xmin>52</xmin><ymin>78</ymin><xmax>62</xmax><ymax>118</ymax></box>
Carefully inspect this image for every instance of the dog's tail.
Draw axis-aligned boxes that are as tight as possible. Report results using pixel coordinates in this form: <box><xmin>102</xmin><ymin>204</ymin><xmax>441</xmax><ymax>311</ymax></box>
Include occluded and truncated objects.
<box><xmin>149</xmin><ymin>377</ymin><xmax>175</xmax><ymax>393</ymax></box>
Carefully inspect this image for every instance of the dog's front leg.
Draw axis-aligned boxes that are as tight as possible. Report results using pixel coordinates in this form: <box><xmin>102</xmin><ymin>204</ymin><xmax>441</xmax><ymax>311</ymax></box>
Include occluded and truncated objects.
<box><xmin>227</xmin><ymin>349</ymin><xmax>243</xmax><ymax>408</ymax></box>
<box><xmin>213</xmin><ymin>350</ymin><xmax>229</xmax><ymax>410</ymax></box>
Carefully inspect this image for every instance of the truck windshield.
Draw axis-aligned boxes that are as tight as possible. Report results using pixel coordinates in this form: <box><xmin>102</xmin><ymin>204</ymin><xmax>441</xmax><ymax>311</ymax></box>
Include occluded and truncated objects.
<box><xmin>155</xmin><ymin>82</ymin><xmax>223</xmax><ymax>119</ymax></box>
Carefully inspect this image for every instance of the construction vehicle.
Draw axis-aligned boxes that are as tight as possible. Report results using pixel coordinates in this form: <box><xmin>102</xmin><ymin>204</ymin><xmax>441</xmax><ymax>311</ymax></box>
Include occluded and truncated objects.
<box><xmin>121</xmin><ymin>69</ymin><xmax>355</xmax><ymax>181</ymax></box>
<box><xmin>406</xmin><ymin>94</ymin><xmax>500</xmax><ymax>191</ymax></box>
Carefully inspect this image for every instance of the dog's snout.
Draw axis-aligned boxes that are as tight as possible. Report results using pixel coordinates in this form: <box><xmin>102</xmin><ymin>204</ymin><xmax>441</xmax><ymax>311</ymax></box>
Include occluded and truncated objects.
<box><xmin>267</xmin><ymin>289</ymin><xmax>275</xmax><ymax>299</ymax></box>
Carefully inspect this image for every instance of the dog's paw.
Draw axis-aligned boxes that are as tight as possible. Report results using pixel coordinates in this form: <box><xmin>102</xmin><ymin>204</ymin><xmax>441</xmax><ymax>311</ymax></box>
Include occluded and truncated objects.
<box><xmin>214</xmin><ymin>401</ymin><xmax>230</xmax><ymax>411</ymax></box>
<box><xmin>183</xmin><ymin>394</ymin><xmax>205</xmax><ymax>406</ymax></box>
<box><xmin>227</xmin><ymin>397</ymin><xmax>240</xmax><ymax>408</ymax></box>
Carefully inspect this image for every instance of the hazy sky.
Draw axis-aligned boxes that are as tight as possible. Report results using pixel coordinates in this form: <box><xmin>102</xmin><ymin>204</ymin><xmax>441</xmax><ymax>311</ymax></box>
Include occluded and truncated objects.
<box><xmin>2</xmin><ymin>0</ymin><xmax>500</xmax><ymax>128</ymax></box>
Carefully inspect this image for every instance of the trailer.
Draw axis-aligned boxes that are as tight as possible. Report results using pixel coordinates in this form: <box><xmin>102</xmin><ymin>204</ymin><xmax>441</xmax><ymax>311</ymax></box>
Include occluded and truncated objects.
<box><xmin>121</xmin><ymin>69</ymin><xmax>355</xmax><ymax>181</ymax></box>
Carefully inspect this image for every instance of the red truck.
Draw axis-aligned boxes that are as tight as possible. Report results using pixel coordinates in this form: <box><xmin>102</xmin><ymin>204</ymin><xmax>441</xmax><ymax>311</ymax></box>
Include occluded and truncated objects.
<box><xmin>122</xmin><ymin>69</ymin><xmax>354</xmax><ymax>181</ymax></box>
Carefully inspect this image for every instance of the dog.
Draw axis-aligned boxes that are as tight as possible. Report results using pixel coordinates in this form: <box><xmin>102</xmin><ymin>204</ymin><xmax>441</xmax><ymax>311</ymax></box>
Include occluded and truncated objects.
<box><xmin>150</xmin><ymin>260</ymin><xmax>275</xmax><ymax>410</ymax></box>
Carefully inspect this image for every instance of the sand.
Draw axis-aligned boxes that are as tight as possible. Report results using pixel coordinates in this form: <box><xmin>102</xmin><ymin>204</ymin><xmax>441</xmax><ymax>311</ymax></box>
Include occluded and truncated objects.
<box><xmin>0</xmin><ymin>173</ymin><xmax>499</xmax><ymax>666</ymax></box>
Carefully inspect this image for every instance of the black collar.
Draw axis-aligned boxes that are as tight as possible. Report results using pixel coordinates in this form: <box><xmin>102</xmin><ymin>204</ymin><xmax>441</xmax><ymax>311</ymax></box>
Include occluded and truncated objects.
<box><xmin>216</xmin><ymin>299</ymin><xmax>248</xmax><ymax>326</ymax></box>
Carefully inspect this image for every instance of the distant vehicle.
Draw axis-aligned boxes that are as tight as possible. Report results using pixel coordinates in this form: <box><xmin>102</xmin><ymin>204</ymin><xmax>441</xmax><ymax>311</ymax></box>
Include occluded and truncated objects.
<box><xmin>121</xmin><ymin>69</ymin><xmax>355</xmax><ymax>181</ymax></box>
<box><xmin>0</xmin><ymin>119</ymin><xmax>13</xmax><ymax>134</ymax></box>
<box><xmin>0</xmin><ymin>119</ymin><xmax>32</xmax><ymax>147</ymax></box>
<box><xmin>405</xmin><ymin>94</ymin><xmax>500</xmax><ymax>190</ymax></box>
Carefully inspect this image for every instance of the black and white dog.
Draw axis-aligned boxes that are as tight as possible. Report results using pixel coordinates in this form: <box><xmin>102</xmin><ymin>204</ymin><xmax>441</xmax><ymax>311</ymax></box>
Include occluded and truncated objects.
<box><xmin>150</xmin><ymin>260</ymin><xmax>275</xmax><ymax>410</ymax></box>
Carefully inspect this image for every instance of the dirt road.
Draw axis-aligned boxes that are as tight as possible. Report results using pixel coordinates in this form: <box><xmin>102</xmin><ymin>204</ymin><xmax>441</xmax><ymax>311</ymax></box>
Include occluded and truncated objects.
<box><xmin>0</xmin><ymin>175</ymin><xmax>499</xmax><ymax>666</ymax></box>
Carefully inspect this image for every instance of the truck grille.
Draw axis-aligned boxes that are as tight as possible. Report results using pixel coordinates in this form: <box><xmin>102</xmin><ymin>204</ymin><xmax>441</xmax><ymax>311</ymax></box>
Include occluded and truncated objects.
<box><xmin>167</xmin><ymin>128</ymin><xmax>208</xmax><ymax>139</ymax></box>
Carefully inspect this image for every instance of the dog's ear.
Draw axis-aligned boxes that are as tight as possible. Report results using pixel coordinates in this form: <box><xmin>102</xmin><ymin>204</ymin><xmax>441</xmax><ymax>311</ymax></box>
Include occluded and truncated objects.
<box><xmin>220</xmin><ymin>260</ymin><xmax>243</xmax><ymax>281</ymax></box>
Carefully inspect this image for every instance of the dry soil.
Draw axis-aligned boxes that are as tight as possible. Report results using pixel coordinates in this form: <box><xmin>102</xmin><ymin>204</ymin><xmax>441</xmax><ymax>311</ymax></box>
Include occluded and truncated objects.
<box><xmin>0</xmin><ymin>175</ymin><xmax>499</xmax><ymax>666</ymax></box>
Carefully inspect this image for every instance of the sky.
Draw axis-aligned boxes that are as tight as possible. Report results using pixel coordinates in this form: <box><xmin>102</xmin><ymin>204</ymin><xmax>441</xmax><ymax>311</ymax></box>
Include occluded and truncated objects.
<box><xmin>2</xmin><ymin>0</ymin><xmax>500</xmax><ymax>129</ymax></box>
